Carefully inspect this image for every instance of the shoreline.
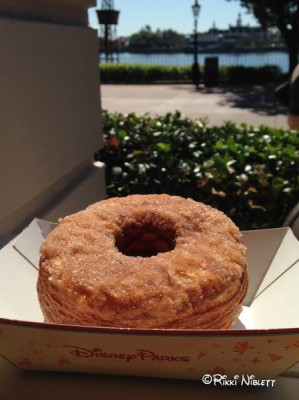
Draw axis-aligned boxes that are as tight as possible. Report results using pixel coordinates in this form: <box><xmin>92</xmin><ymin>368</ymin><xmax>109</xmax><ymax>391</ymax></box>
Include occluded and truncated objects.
<box><xmin>105</xmin><ymin>47</ymin><xmax>287</xmax><ymax>55</ymax></box>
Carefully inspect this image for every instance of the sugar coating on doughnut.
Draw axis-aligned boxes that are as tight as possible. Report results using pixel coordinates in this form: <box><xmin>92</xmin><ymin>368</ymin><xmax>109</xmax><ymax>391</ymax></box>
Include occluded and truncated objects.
<box><xmin>37</xmin><ymin>194</ymin><xmax>248</xmax><ymax>329</ymax></box>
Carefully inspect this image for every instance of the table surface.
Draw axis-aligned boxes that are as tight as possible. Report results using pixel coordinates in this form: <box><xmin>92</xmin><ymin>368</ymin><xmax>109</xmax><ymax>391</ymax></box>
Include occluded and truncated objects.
<box><xmin>1</xmin><ymin>357</ymin><xmax>299</xmax><ymax>400</ymax></box>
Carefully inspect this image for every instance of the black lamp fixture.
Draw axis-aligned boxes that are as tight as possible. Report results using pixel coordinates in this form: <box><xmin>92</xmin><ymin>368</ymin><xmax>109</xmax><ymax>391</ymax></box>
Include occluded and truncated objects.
<box><xmin>192</xmin><ymin>0</ymin><xmax>201</xmax><ymax>19</ymax></box>
<box><xmin>97</xmin><ymin>0</ymin><xmax>120</xmax><ymax>63</ymax></box>
<box><xmin>191</xmin><ymin>0</ymin><xmax>201</xmax><ymax>87</ymax></box>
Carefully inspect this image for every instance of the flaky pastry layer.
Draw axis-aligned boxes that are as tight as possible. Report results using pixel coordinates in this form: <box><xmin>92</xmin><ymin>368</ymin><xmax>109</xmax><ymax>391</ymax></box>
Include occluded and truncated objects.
<box><xmin>37</xmin><ymin>194</ymin><xmax>248</xmax><ymax>329</ymax></box>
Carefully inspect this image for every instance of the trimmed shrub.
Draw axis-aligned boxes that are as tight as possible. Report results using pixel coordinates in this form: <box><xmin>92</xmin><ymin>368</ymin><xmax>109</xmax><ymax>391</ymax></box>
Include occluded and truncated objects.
<box><xmin>99</xmin><ymin>63</ymin><xmax>283</xmax><ymax>84</ymax></box>
<box><xmin>96</xmin><ymin>110</ymin><xmax>299</xmax><ymax>231</ymax></box>
<box><xmin>221</xmin><ymin>65</ymin><xmax>283</xmax><ymax>84</ymax></box>
<box><xmin>100</xmin><ymin>63</ymin><xmax>192</xmax><ymax>83</ymax></box>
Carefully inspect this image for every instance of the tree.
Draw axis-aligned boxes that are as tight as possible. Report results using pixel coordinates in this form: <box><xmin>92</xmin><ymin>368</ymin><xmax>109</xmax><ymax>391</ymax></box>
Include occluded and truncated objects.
<box><xmin>228</xmin><ymin>0</ymin><xmax>299</xmax><ymax>74</ymax></box>
<box><xmin>128</xmin><ymin>26</ymin><xmax>185</xmax><ymax>51</ymax></box>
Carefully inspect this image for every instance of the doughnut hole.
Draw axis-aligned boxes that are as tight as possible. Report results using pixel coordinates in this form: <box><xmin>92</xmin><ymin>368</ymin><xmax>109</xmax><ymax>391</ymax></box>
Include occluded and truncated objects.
<box><xmin>115</xmin><ymin>218</ymin><xmax>177</xmax><ymax>257</ymax></box>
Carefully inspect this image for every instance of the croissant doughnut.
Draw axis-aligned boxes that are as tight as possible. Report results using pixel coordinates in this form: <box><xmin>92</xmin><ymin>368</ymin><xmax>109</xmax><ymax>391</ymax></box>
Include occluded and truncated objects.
<box><xmin>37</xmin><ymin>194</ymin><xmax>248</xmax><ymax>329</ymax></box>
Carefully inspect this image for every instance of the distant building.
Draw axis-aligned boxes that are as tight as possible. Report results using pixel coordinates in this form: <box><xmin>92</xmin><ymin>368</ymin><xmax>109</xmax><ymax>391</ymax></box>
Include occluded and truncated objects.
<box><xmin>185</xmin><ymin>13</ymin><xmax>285</xmax><ymax>52</ymax></box>
<box><xmin>119</xmin><ymin>13</ymin><xmax>286</xmax><ymax>53</ymax></box>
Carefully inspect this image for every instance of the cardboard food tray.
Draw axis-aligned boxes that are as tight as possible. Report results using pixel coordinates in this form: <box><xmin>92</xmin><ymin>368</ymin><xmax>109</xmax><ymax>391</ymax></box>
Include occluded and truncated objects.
<box><xmin>1</xmin><ymin>219</ymin><xmax>299</xmax><ymax>380</ymax></box>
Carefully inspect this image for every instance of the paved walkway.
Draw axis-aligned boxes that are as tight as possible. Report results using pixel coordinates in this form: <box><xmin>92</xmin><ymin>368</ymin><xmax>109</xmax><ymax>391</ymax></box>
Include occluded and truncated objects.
<box><xmin>101</xmin><ymin>83</ymin><xmax>289</xmax><ymax>129</ymax></box>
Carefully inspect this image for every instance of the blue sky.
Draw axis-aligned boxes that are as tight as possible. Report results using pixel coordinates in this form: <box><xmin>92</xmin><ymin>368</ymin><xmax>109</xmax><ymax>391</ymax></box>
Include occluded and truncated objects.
<box><xmin>88</xmin><ymin>0</ymin><xmax>258</xmax><ymax>36</ymax></box>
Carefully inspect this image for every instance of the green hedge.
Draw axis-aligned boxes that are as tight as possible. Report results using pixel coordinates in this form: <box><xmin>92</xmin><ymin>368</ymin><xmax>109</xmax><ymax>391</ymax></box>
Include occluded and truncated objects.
<box><xmin>96</xmin><ymin>110</ymin><xmax>299</xmax><ymax>231</ymax></box>
<box><xmin>220</xmin><ymin>65</ymin><xmax>283</xmax><ymax>84</ymax></box>
<box><xmin>100</xmin><ymin>63</ymin><xmax>192</xmax><ymax>84</ymax></box>
<box><xmin>99</xmin><ymin>63</ymin><xmax>284</xmax><ymax>84</ymax></box>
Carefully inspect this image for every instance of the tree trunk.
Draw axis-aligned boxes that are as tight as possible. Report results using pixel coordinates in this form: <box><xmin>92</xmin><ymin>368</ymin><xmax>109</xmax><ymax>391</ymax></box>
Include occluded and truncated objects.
<box><xmin>276</xmin><ymin>28</ymin><xmax>297</xmax><ymax>75</ymax></box>
<box><xmin>283</xmin><ymin>30</ymin><xmax>299</xmax><ymax>76</ymax></box>
<box><xmin>271</xmin><ymin>2</ymin><xmax>299</xmax><ymax>76</ymax></box>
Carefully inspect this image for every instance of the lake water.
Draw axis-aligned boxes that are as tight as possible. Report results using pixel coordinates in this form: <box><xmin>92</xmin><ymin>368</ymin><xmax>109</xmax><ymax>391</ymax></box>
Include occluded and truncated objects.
<box><xmin>101</xmin><ymin>51</ymin><xmax>289</xmax><ymax>73</ymax></box>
